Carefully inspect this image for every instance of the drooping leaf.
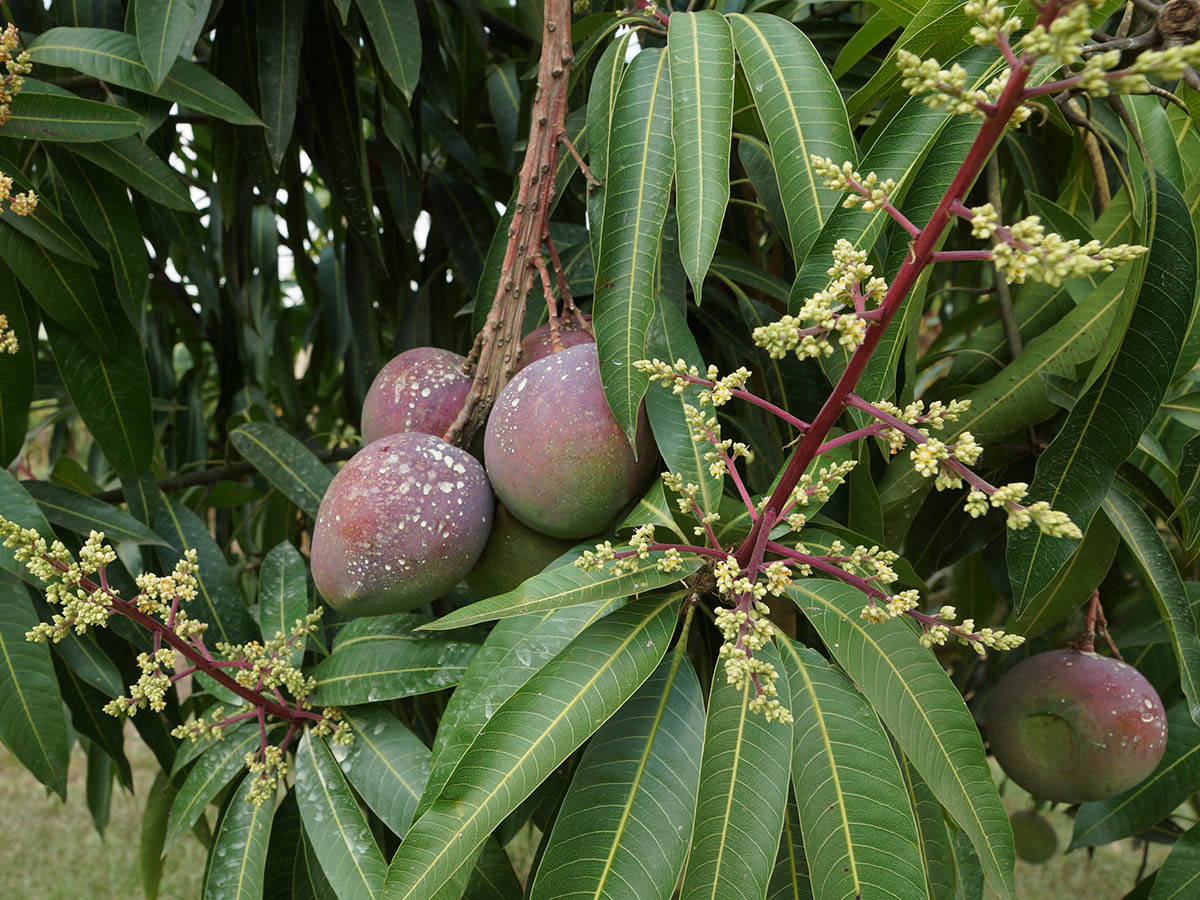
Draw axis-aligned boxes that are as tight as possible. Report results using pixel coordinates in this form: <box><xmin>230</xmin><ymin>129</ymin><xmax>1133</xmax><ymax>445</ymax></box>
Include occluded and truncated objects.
<box><xmin>383</xmin><ymin>594</ymin><xmax>679</xmax><ymax>898</ymax></box>
<box><xmin>166</xmin><ymin>721</ymin><xmax>260</xmax><ymax>850</ymax></box>
<box><xmin>767</xmin><ymin>792</ymin><xmax>814</xmax><ymax>900</ymax></box>
<box><xmin>668</xmin><ymin>11</ymin><xmax>733</xmax><ymax>293</ymax></box>
<box><xmin>778</xmin><ymin>639</ymin><xmax>925</xmax><ymax>900</ymax></box>
<box><xmin>3</xmin><ymin>78</ymin><xmax>143</xmax><ymax>141</ymax></box>
<box><xmin>141</xmin><ymin>771</ymin><xmax>176</xmax><ymax>900</ymax></box>
<box><xmin>1103</xmin><ymin>484</ymin><xmax>1200</xmax><ymax>722</ymax></box>
<box><xmin>355</xmin><ymin>0</ymin><xmax>421</xmax><ymax>99</ymax></box>
<box><xmin>202</xmin><ymin>773</ymin><xmax>274</xmax><ymax>900</ymax></box>
<box><xmin>1009</xmin><ymin>175</ymin><xmax>1196</xmax><ymax>609</ymax></box>
<box><xmin>529</xmin><ymin>643</ymin><xmax>705</xmax><ymax>900</ymax></box>
<box><xmin>66</xmin><ymin>136</ymin><xmax>193</xmax><ymax>210</ymax></box>
<box><xmin>154</xmin><ymin>496</ymin><xmax>257</xmax><ymax>645</ymax></box>
<box><xmin>257</xmin><ymin>0</ymin><xmax>306</xmax><ymax>169</ymax></box>
<box><xmin>586</xmin><ymin>30</ymin><xmax>634</xmax><ymax>273</ymax></box>
<box><xmin>679</xmin><ymin>639</ymin><xmax>791</xmax><ymax>900</ymax></box>
<box><xmin>420</xmin><ymin>551</ymin><xmax>697</xmax><ymax>631</ymax></box>
<box><xmin>0</xmin><ymin>269</ymin><xmax>35</xmax><ymax>467</ymax></box>
<box><xmin>594</xmin><ymin>47</ymin><xmax>674</xmax><ymax>446</ymax></box>
<box><xmin>308</xmin><ymin>615</ymin><xmax>478</xmax><ymax>705</ymax></box>
<box><xmin>296</xmin><ymin>731</ymin><xmax>388</xmax><ymax>900</ymax></box>
<box><xmin>729</xmin><ymin>13</ymin><xmax>855</xmax><ymax>263</ymax></box>
<box><xmin>28</xmin><ymin>27</ymin><xmax>260</xmax><ymax>124</ymax></box>
<box><xmin>0</xmin><ymin>469</ymin><xmax>56</xmax><ymax>586</ymax></box>
<box><xmin>1072</xmin><ymin>704</ymin><xmax>1200</xmax><ymax>847</ymax></box>
<box><xmin>136</xmin><ymin>0</ymin><xmax>207</xmax><ymax>87</ymax></box>
<box><xmin>0</xmin><ymin>573</ymin><xmax>70</xmax><ymax>799</ymax></box>
<box><xmin>788</xmin><ymin>579</ymin><xmax>1015</xmax><ymax>899</ymax></box>
<box><xmin>333</xmin><ymin>707</ymin><xmax>430</xmax><ymax>839</ymax></box>
<box><xmin>230</xmin><ymin>422</ymin><xmax>333</xmax><ymax>518</ymax></box>
<box><xmin>258</xmin><ymin>542</ymin><xmax>308</xmax><ymax>666</ymax></box>
<box><xmin>264</xmin><ymin>791</ymin><xmax>337</xmax><ymax>900</ymax></box>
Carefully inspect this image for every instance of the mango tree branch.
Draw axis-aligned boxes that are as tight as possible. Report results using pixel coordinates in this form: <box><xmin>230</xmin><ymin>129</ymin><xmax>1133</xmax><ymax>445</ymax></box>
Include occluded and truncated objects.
<box><xmin>444</xmin><ymin>0</ymin><xmax>576</xmax><ymax>448</ymax></box>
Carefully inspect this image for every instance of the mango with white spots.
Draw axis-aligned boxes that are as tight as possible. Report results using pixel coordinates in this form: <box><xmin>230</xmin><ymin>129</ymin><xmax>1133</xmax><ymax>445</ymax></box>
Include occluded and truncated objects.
<box><xmin>360</xmin><ymin>347</ymin><xmax>471</xmax><ymax>444</ymax></box>
<box><xmin>311</xmin><ymin>433</ymin><xmax>493</xmax><ymax>616</ymax></box>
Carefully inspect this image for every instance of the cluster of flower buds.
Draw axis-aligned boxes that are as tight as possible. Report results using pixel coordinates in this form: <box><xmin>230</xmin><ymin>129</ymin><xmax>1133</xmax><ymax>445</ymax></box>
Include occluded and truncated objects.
<box><xmin>871</xmin><ymin>398</ymin><xmax>973</xmax><ymax>454</ymax></box>
<box><xmin>715</xmin><ymin>599</ymin><xmax>792</xmax><ymax>723</ymax></box>
<box><xmin>896</xmin><ymin>50</ymin><xmax>1030</xmax><ymax>123</ymax></box>
<box><xmin>962</xmin><ymin>483</ymin><xmax>1082</xmax><ymax>538</ymax></box>
<box><xmin>780</xmin><ymin>459</ymin><xmax>858</xmax><ymax>532</ymax></box>
<box><xmin>0</xmin><ymin>24</ymin><xmax>31</xmax><ymax>129</ymax></box>
<box><xmin>753</xmin><ymin>240</ymin><xmax>887</xmax><ymax>360</ymax></box>
<box><xmin>0</xmin><ymin>171</ymin><xmax>36</xmax><ymax>216</ymax></box>
<box><xmin>0</xmin><ymin>314</ymin><xmax>16</xmax><ymax>354</ymax></box>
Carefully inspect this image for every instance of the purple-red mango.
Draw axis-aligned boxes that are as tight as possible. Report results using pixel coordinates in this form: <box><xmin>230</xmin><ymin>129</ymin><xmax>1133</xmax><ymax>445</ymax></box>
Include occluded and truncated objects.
<box><xmin>360</xmin><ymin>347</ymin><xmax>470</xmax><ymax>444</ymax></box>
<box><xmin>518</xmin><ymin>315</ymin><xmax>594</xmax><ymax>372</ymax></box>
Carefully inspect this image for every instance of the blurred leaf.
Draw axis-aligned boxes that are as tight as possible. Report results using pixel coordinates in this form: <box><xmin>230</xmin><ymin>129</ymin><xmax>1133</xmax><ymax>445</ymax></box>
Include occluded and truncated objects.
<box><xmin>1102</xmin><ymin>484</ymin><xmax>1200</xmax><ymax>723</ymax></box>
<box><xmin>296</xmin><ymin>732</ymin><xmax>388</xmax><ymax>900</ymax></box>
<box><xmin>141</xmin><ymin>771</ymin><xmax>176</xmax><ymax>900</ymax></box>
<box><xmin>0</xmin><ymin>573</ymin><xmax>70</xmax><ymax>799</ymax></box>
<box><xmin>383</xmin><ymin>594</ymin><xmax>679</xmax><ymax>897</ymax></box>
<box><xmin>202</xmin><ymin>773</ymin><xmax>274</xmax><ymax>900</ymax></box>
<box><xmin>594</xmin><ymin>47</ymin><xmax>674</xmax><ymax>446</ymax></box>
<box><xmin>1148</xmin><ymin>820</ymin><xmax>1200</xmax><ymax>899</ymax></box>
<box><xmin>230</xmin><ymin>423</ymin><xmax>333</xmax><ymax>518</ymax></box>
<box><xmin>355</xmin><ymin>0</ymin><xmax>421</xmax><ymax>99</ymax></box>
<box><xmin>166</xmin><ymin>721</ymin><xmax>260</xmax><ymax>850</ymax></box>
<box><xmin>668</xmin><ymin>11</ymin><xmax>733</xmax><ymax>293</ymax></box>
<box><xmin>85</xmin><ymin>740</ymin><xmax>113</xmax><ymax>837</ymax></box>
<box><xmin>1009</xmin><ymin>176</ymin><xmax>1195</xmax><ymax>609</ymax></box>
<box><xmin>4</xmin><ymin>79</ymin><xmax>143</xmax><ymax>141</ymax></box>
<box><xmin>788</xmin><ymin>579</ymin><xmax>1015</xmax><ymax>899</ymax></box>
<box><xmin>29</xmin><ymin>28</ymin><xmax>261</xmax><ymax>124</ymax></box>
<box><xmin>1072</xmin><ymin>704</ymin><xmax>1200</xmax><ymax>847</ymax></box>
<box><xmin>530</xmin><ymin>644</ymin><xmax>704</xmax><ymax>900</ymax></box>
<box><xmin>778</xmin><ymin>639</ymin><xmax>926</xmax><ymax>900</ymax></box>
<box><xmin>729</xmin><ymin>13</ymin><xmax>855</xmax><ymax>263</ymax></box>
<box><xmin>680</xmin><ymin>639</ymin><xmax>790</xmax><ymax>899</ymax></box>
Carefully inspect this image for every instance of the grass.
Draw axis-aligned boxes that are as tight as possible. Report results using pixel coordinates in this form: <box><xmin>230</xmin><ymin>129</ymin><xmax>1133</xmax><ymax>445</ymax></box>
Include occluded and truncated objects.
<box><xmin>0</xmin><ymin>745</ymin><xmax>1174</xmax><ymax>898</ymax></box>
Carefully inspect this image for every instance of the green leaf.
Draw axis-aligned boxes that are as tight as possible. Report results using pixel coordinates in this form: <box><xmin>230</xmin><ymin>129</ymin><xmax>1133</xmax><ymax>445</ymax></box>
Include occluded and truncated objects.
<box><xmin>166</xmin><ymin>722</ymin><xmax>260</xmax><ymax>850</ymax></box>
<box><xmin>1007</xmin><ymin>511</ymin><xmax>1119</xmax><ymax>639</ymax></box>
<box><xmin>767</xmin><ymin>792</ymin><xmax>814</xmax><ymax>900</ymax></box>
<box><xmin>296</xmin><ymin>731</ymin><xmax>388</xmax><ymax>900</ymax></box>
<box><xmin>680</xmin><ymin>639</ymin><xmax>791</xmax><ymax>900</ymax></box>
<box><xmin>421</xmin><ymin>552</ymin><xmax>697</xmax><ymax>631</ymax></box>
<box><xmin>257</xmin><ymin>0</ymin><xmax>305</xmax><ymax>169</ymax></box>
<box><xmin>486</xmin><ymin>62</ymin><xmax>520</xmax><ymax>160</ymax></box>
<box><xmin>645</xmin><ymin>293</ymin><xmax>723</xmax><ymax>518</ymax></box>
<box><xmin>202</xmin><ymin>773</ymin><xmax>274</xmax><ymax>900</ymax></box>
<box><xmin>141</xmin><ymin>771</ymin><xmax>176</xmax><ymax>900</ymax></box>
<box><xmin>0</xmin><ymin>219</ymin><xmax>120</xmax><ymax>353</ymax></box>
<box><xmin>308</xmin><ymin>616</ymin><xmax>478</xmax><ymax>705</ymax></box>
<box><xmin>382</xmin><ymin>594</ymin><xmax>679</xmax><ymax>898</ymax></box>
<box><xmin>155</xmin><ymin>496</ymin><xmax>257</xmax><ymax>645</ymax></box>
<box><xmin>1149</xmin><ymin>821</ymin><xmax>1200</xmax><ymax>899</ymax></box>
<box><xmin>52</xmin><ymin>151</ymin><xmax>149</xmax><ymax>322</ymax></box>
<box><xmin>0</xmin><ymin>269</ymin><xmax>34</xmax><ymax>467</ymax></box>
<box><xmin>265</xmin><ymin>791</ymin><xmax>337</xmax><ymax>900</ymax></box>
<box><xmin>51</xmin><ymin>628</ymin><xmax>125</xmax><ymax>698</ymax></box>
<box><xmin>334</xmin><ymin>707</ymin><xmax>430</xmax><ymax>839</ymax></box>
<box><xmin>230</xmin><ymin>422</ymin><xmax>333</xmax><ymax>519</ymax></box>
<box><xmin>1102</xmin><ymin>484</ymin><xmax>1200</xmax><ymax>722</ymax></box>
<box><xmin>23</xmin><ymin>481</ymin><xmax>166</xmax><ymax>546</ymax></box>
<box><xmin>729</xmin><ymin>12</ymin><xmax>855</xmax><ymax>262</ymax></box>
<box><xmin>417</xmin><ymin>602</ymin><xmax>620</xmax><ymax>821</ymax></box>
<box><xmin>0</xmin><ymin>574</ymin><xmax>70</xmax><ymax>799</ymax></box>
<box><xmin>0</xmin><ymin>469</ymin><xmax>56</xmax><ymax>586</ymax></box>
<box><xmin>898</xmin><ymin>750</ymin><xmax>957</xmax><ymax>900</ymax></box>
<box><xmin>587</xmin><ymin>30</ymin><xmax>634</xmax><ymax>275</ymax></box>
<box><xmin>66</xmin><ymin>137</ymin><xmax>193</xmax><ymax>210</ymax></box>
<box><xmin>2</xmin><ymin>78</ymin><xmax>143</xmax><ymax>141</ymax></box>
<box><xmin>1009</xmin><ymin>175</ymin><xmax>1196</xmax><ymax>609</ymax></box>
<box><xmin>1072</xmin><ymin>704</ymin><xmax>1200</xmax><ymax>847</ymax></box>
<box><xmin>28</xmin><ymin>28</ymin><xmax>260</xmax><ymax>125</ymax></box>
<box><xmin>787</xmin><ymin>579</ymin><xmax>1015</xmax><ymax>899</ymax></box>
<box><xmin>778</xmin><ymin>639</ymin><xmax>925</xmax><ymax>900</ymax></box>
<box><xmin>832</xmin><ymin>7</ymin><xmax>900</xmax><ymax>79</ymax></box>
<box><xmin>85</xmin><ymin>739</ymin><xmax>113</xmax><ymax>837</ymax></box>
<box><xmin>529</xmin><ymin>643</ymin><xmax>704</xmax><ymax>900</ymax></box>
<box><xmin>137</xmin><ymin>0</ymin><xmax>207</xmax><ymax>87</ymax></box>
<box><xmin>46</xmin><ymin>317</ymin><xmax>154</xmax><ymax>482</ymax></box>
<box><xmin>258</xmin><ymin>542</ymin><xmax>308</xmax><ymax>666</ymax></box>
<box><xmin>668</xmin><ymin>11</ymin><xmax>733</xmax><ymax>293</ymax></box>
<box><xmin>0</xmin><ymin>154</ymin><xmax>96</xmax><ymax>267</ymax></box>
<box><xmin>355</xmin><ymin>0</ymin><xmax>421</xmax><ymax>99</ymax></box>
<box><xmin>594</xmin><ymin>47</ymin><xmax>674</xmax><ymax>446</ymax></box>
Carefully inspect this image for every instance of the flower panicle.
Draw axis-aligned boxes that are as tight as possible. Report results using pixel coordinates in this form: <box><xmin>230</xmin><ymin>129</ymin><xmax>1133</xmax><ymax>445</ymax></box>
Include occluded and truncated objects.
<box><xmin>0</xmin><ymin>23</ymin><xmax>32</xmax><ymax>129</ymax></box>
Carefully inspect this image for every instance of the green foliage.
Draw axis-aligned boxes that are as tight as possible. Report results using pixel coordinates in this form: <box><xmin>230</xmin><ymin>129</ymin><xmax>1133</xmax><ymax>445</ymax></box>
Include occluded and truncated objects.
<box><xmin>0</xmin><ymin>2</ymin><xmax>1198</xmax><ymax>898</ymax></box>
